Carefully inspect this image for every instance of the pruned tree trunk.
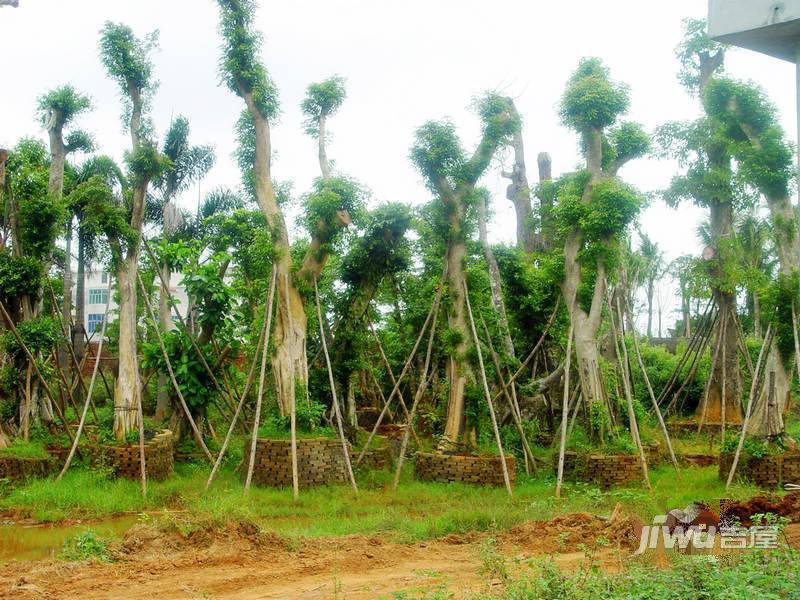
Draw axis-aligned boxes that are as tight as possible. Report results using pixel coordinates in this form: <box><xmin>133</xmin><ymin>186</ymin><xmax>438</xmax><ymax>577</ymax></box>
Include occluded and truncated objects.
<box><xmin>501</xmin><ymin>100</ymin><xmax>534</xmax><ymax>252</ymax></box>
<box><xmin>442</xmin><ymin>202</ymin><xmax>473</xmax><ymax>446</ymax></box>
<box><xmin>537</xmin><ymin>152</ymin><xmax>554</xmax><ymax>250</ymax></box>
<box><xmin>113</xmin><ymin>255</ymin><xmax>140</xmax><ymax>438</ymax></box>
<box><xmin>242</xmin><ymin>92</ymin><xmax>308</xmax><ymax>417</ymax></box>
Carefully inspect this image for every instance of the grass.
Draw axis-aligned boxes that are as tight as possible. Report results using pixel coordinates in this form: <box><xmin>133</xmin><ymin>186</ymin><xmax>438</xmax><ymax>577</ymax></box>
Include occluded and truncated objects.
<box><xmin>0</xmin><ymin>439</ymin><xmax>51</xmax><ymax>460</ymax></box>
<box><xmin>0</xmin><ymin>462</ymin><xmax>766</xmax><ymax>543</ymax></box>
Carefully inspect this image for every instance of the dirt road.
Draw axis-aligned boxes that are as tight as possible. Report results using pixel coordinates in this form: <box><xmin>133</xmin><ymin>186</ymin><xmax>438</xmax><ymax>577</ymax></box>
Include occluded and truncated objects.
<box><xmin>0</xmin><ymin>513</ymin><xmax>637</xmax><ymax>599</ymax></box>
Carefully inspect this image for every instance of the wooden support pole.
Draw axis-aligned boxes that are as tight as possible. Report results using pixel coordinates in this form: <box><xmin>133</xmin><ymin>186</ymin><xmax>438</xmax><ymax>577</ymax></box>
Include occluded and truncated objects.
<box><xmin>555</xmin><ymin>322</ymin><xmax>573</xmax><ymax>499</ymax></box>
<box><xmin>613</xmin><ymin>297</ymin><xmax>651</xmax><ymax>490</ymax></box>
<box><xmin>464</xmin><ymin>281</ymin><xmax>513</xmax><ymax>496</ymax></box>
<box><xmin>243</xmin><ymin>265</ymin><xmax>278</xmax><ymax>495</ymax></box>
<box><xmin>285</xmin><ymin>272</ymin><xmax>300</xmax><ymax>500</ymax></box>
<box><xmin>629</xmin><ymin>313</ymin><xmax>680</xmax><ymax>475</ymax></box>
<box><xmin>479</xmin><ymin>313</ymin><xmax>536</xmax><ymax>474</ymax></box>
<box><xmin>392</xmin><ymin>287</ymin><xmax>442</xmax><ymax>492</ymax></box>
<box><xmin>726</xmin><ymin>324</ymin><xmax>772</xmax><ymax>489</ymax></box>
<box><xmin>355</xmin><ymin>278</ymin><xmax>445</xmax><ymax>466</ymax></box>
<box><xmin>136</xmin><ymin>274</ymin><xmax>214</xmax><ymax>463</ymax></box>
<box><xmin>57</xmin><ymin>278</ymin><xmax>112</xmax><ymax>480</ymax></box>
<box><xmin>207</xmin><ymin>267</ymin><xmax>275</xmax><ymax>490</ymax></box>
<box><xmin>314</xmin><ymin>276</ymin><xmax>358</xmax><ymax>495</ymax></box>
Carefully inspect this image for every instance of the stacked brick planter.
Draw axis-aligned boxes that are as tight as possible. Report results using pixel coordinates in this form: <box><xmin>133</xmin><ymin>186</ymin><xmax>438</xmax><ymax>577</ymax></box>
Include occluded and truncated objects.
<box><xmin>100</xmin><ymin>429</ymin><xmax>174</xmax><ymax>482</ymax></box>
<box><xmin>719</xmin><ymin>452</ymin><xmax>800</xmax><ymax>488</ymax></box>
<box><xmin>414</xmin><ymin>452</ymin><xmax>516</xmax><ymax>487</ymax></box>
<box><xmin>353</xmin><ymin>446</ymin><xmax>393</xmax><ymax>470</ymax></box>
<box><xmin>0</xmin><ymin>455</ymin><xmax>53</xmax><ymax>480</ymax></box>
<box><xmin>559</xmin><ymin>451</ymin><xmax>643</xmax><ymax>488</ymax></box>
<box><xmin>244</xmin><ymin>438</ymin><xmax>348</xmax><ymax>488</ymax></box>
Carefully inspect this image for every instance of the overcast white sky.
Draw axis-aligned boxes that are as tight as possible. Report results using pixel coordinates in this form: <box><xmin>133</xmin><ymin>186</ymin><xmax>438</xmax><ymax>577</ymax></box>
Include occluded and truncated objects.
<box><xmin>1</xmin><ymin>0</ymin><xmax>797</xmax><ymax>332</ymax></box>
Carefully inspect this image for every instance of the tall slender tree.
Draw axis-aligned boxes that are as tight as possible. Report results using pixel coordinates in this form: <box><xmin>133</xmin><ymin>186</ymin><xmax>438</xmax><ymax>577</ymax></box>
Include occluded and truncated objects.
<box><xmin>638</xmin><ymin>232</ymin><xmax>664</xmax><ymax>339</ymax></box>
<box><xmin>658</xmin><ymin>19</ymin><xmax>742</xmax><ymax>426</ymax></box>
<box><xmin>36</xmin><ymin>85</ymin><xmax>92</xmax><ymax>341</ymax></box>
<box><xmin>556</xmin><ymin>58</ymin><xmax>648</xmax><ymax>414</ymax></box>
<box><xmin>705</xmin><ymin>76</ymin><xmax>800</xmax><ymax>435</ymax></box>
<box><xmin>410</xmin><ymin>93</ymin><xmax>519</xmax><ymax>447</ymax></box>
<box><xmin>99</xmin><ymin>22</ymin><xmax>167</xmax><ymax>439</ymax></box>
<box><xmin>301</xmin><ymin>76</ymin><xmax>346</xmax><ymax>180</ymax></box>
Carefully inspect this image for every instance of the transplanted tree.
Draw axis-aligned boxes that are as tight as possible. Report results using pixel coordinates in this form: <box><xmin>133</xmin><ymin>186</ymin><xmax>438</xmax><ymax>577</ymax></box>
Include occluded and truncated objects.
<box><xmin>153</xmin><ymin>116</ymin><xmax>215</xmax><ymax>419</ymax></box>
<box><xmin>36</xmin><ymin>85</ymin><xmax>93</xmax><ymax>338</ymax></box>
<box><xmin>704</xmin><ymin>75</ymin><xmax>800</xmax><ymax>436</ymax></box>
<box><xmin>410</xmin><ymin>93</ymin><xmax>519</xmax><ymax>448</ymax></box>
<box><xmin>657</xmin><ymin>20</ymin><xmax>743</xmax><ymax>426</ymax></box>
<box><xmin>98</xmin><ymin>22</ymin><xmax>168</xmax><ymax>439</ymax></box>
<box><xmin>217</xmin><ymin>0</ymin><xmax>358</xmax><ymax>416</ymax></box>
<box><xmin>555</xmin><ymin>58</ymin><xmax>648</xmax><ymax>416</ymax></box>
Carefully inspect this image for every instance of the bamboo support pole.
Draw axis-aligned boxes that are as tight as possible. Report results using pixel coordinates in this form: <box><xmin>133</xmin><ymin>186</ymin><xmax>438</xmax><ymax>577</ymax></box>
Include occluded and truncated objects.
<box><xmin>555</xmin><ymin>322</ymin><xmax>573</xmax><ymax>499</ymax></box>
<box><xmin>613</xmin><ymin>297</ymin><xmax>651</xmax><ymax>490</ymax></box>
<box><xmin>136</xmin><ymin>274</ymin><xmax>213</xmax><ymax>463</ymax></box>
<box><xmin>355</xmin><ymin>276</ymin><xmax>446</xmax><ymax>466</ymax></box>
<box><xmin>464</xmin><ymin>281</ymin><xmax>513</xmax><ymax>496</ymax></box>
<box><xmin>314</xmin><ymin>277</ymin><xmax>358</xmax><ymax>495</ymax></box>
<box><xmin>479</xmin><ymin>313</ymin><xmax>536</xmax><ymax>474</ymax></box>
<box><xmin>629</xmin><ymin>312</ymin><xmax>680</xmax><ymax>475</ymax></box>
<box><xmin>244</xmin><ymin>266</ymin><xmax>278</xmax><ymax>495</ymax></box>
<box><xmin>286</xmin><ymin>272</ymin><xmax>300</xmax><ymax>500</ymax></box>
<box><xmin>391</xmin><ymin>287</ymin><xmax>443</xmax><ymax>492</ymax></box>
<box><xmin>726</xmin><ymin>324</ymin><xmax>772</xmax><ymax>489</ymax></box>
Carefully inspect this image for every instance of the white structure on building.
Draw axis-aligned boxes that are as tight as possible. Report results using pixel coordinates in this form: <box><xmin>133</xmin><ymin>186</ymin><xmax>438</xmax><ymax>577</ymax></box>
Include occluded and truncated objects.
<box><xmin>73</xmin><ymin>267</ymin><xmax>190</xmax><ymax>336</ymax></box>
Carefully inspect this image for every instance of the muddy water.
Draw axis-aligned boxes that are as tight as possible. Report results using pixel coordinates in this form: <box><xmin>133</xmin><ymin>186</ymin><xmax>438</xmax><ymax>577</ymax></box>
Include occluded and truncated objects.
<box><xmin>0</xmin><ymin>515</ymin><xmax>138</xmax><ymax>561</ymax></box>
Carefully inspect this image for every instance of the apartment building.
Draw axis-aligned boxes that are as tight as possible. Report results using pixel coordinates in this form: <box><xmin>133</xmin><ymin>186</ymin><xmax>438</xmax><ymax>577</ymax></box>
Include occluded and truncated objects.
<box><xmin>73</xmin><ymin>267</ymin><xmax>190</xmax><ymax>335</ymax></box>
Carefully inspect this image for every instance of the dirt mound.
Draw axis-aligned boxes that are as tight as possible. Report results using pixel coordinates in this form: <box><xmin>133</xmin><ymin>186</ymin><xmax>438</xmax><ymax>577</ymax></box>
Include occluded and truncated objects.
<box><xmin>723</xmin><ymin>492</ymin><xmax>800</xmax><ymax>526</ymax></box>
<box><xmin>502</xmin><ymin>511</ymin><xmax>639</xmax><ymax>552</ymax></box>
<box><xmin>112</xmin><ymin>518</ymin><xmax>290</xmax><ymax>560</ymax></box>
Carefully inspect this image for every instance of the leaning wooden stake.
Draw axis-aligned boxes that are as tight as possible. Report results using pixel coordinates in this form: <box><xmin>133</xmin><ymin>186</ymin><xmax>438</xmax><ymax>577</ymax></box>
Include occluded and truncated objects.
<box><xmin>58</xmin><ymin>278</ymin><xmax>113</xmax><ymax>480</ymax></box>
<box><xmin>479</xmin><ymin>313</ymin><xmax>536</xmax><ymax>474</ymax></box>
<box><xmin>286</xmin><ymin>272</ymin><xmax>300</xmax><ymax>500</ymax></box>
<box><xmin>629</xmin><ymin>314</ymin><xmax>680</xmax><ymax>476</ymax></box>
<box><xmin>207</xmin><ymin>267</ymin><xmax>275</xmax><ymax>491</ymax></box>
<box><xmin>726</xmin><ymin>324</ymin><xmax>772</xmax><ymax>489</ymax></box>
<box><xmin>392</xmin><ymin>288</ymin><xmax>442</xmax><ymax>492</ymax></box>
<box><xmin>613</xmin><ymin>297</ymin><xmax>651</xmax><ymax>490</ymax></box>
<box><xmin>244</xmin><ymin>266</ymin><xmax>279</xmax><ymax>495</ymax></box>
<box><xmin>792</xmin><ymin>303</ymin><xmax>800</xmax><ymax>387</ymax></box>
<box><xmin>355</xmin><ymin>278</ymin><xmax>445</xmax><ymax>466</ymax></box>
<box><xmin>314</xmin><ymin>277</ymin><xmax>358</xmax><ymax>494</ymax></box>
<box><xmin>555</xmin><ymin>322</ymin><xmax>574</xmax><ymax>499</ymax></box>
<box><xmin>137</xmin><ymin>274</ymin><xmax>213</xmax><ymax>463</ymax></box>
<box><xmin>464</xmin><ymin>281</ymin><xmax>513</xmax><ymax>496</ymax></box>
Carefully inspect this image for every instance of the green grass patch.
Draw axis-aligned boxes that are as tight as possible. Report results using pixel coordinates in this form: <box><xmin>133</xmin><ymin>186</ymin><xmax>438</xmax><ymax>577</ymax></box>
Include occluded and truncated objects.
<box><xmin>0</xmin><ymin>439</ymin><xmax>51</xmax><ymax>460</ymax></box>
<box><xmin>59</xmin><ymin>529</ymin><xmax>112</xmax><ymax>562</ymax></box>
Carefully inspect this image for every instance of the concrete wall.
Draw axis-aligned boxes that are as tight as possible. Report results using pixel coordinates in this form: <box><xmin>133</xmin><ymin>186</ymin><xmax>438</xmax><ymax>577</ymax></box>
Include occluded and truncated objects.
<box><xmin>709</xmin><ymin>0</ymin><xmax>800</xmax><ymax>61</ymax></box>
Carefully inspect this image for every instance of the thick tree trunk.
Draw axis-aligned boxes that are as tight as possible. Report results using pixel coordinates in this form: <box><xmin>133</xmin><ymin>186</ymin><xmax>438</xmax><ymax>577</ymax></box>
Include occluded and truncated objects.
<box><xmin>243</xmin><ymin>94</ymin><xmax>308</xmax><ymax>416</ymax></box>
<box><xmin>442</xmin><ymin>202</ymin><xmax>472</xmax><ymax>445</ymax></box>
<box><xmin>753</xmin><ymin>291</ymin><xmax>762</xmax><ymax>340</ymax></box>
<box><xmin>113</xmin><ymin>255</ymin><xmax>140</xmax><ymax>439</ymax></box>
<box><xmin>318</xmin><ymin>114</ymin><xmax>331</xmax><ymax>179</ymax></box>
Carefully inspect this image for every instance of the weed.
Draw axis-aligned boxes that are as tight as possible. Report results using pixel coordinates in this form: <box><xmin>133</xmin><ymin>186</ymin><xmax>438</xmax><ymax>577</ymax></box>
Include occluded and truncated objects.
<box><xmin>59</xmin><ymin>529</ymin><xmax>111</xmax><ymax>562</ymax></box>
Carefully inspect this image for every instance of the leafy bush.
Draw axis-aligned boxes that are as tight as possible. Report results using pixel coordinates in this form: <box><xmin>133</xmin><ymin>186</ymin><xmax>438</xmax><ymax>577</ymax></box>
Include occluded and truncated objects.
<box><xmin>59</xmin><ymin>529</ymin><xmax>111</xmax><ymax>562</ymax></box>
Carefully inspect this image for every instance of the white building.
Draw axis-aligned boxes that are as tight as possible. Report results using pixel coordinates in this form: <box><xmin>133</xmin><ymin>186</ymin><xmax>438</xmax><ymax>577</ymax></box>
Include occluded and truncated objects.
<box><xmin>72</xmin><ymin>267</ymin><xmax>190</xmax><ymax>335</ymax></box>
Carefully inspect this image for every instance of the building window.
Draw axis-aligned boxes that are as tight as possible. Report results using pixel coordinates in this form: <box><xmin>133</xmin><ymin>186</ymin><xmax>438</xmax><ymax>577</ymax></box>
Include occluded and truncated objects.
<box><xmin>101</xmin><ymin>272</ymin><xmax>108</xmax><ymax>283</ymax></box>
<box><xmin>88</xmin><ymin>288</ymin><xmax>109</xmax><ymax>305</ymax></box>
<box><xmin>87</xmin><ymin>313</ymin><xmax>105</xmax><ymax>334</ymax></box>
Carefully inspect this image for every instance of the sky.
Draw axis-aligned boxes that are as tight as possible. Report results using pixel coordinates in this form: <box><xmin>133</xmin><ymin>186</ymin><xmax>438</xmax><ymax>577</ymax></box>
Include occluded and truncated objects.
<box><xmin>1</xmin><ymin>0</ymin><xmax>797</xmax><ymax>333</ymax></box>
